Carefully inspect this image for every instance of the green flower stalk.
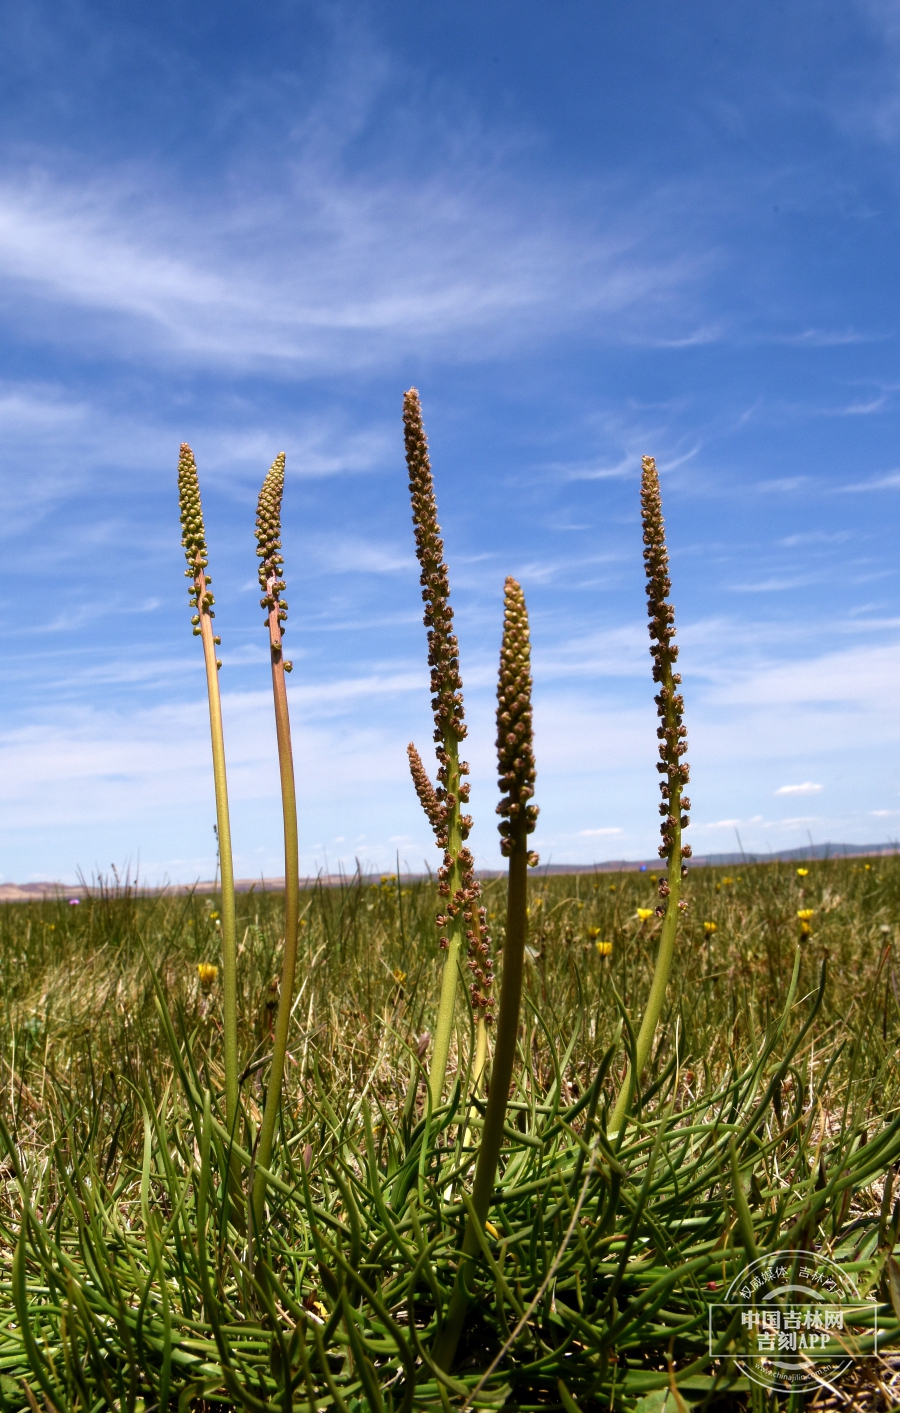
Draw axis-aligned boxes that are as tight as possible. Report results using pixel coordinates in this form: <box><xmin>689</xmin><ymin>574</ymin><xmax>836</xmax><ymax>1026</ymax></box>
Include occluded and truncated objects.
<box><xmin>403</xmin><ymin>390</ymin><xmax>493</xmax><ymax>1106</ymax></box>
<box><xmin>434</xmin><ymin>576</ymin><xmax>539</xmax><ymax>1371</ymax></box>
<box><xmin>609</xmin><ymin>456</ymin><xmax>691</xmax><ymax>1136</ymax></box>
<box><xmin>251</xmin><ymin>453</ymin><xmax>300</xmax><ymax>1234</ymax></box>
<box><xmin>178</xmin><ymin>444</ymin><xmax>240</xmax><ymax>1137</ymax></box>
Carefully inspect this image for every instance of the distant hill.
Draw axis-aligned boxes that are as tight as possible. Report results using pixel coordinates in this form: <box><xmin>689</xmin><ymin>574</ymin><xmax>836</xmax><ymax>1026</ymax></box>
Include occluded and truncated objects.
<box><xmin>1</xmin><ymin>841</ymin><xmax>897</xmax><ymax>901</ymax></box>
<box><xmin>532</xmin><ymin>841</ymin><xmax>900</xmax><ymax>873</ymax></box>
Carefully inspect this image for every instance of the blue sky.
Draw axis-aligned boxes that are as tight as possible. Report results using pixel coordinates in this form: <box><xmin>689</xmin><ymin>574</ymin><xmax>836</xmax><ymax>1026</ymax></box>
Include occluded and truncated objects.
<box><xmin>1</xmin><ymin>0</ymin><xmax>900</xmax><ymax>884</ymax></box>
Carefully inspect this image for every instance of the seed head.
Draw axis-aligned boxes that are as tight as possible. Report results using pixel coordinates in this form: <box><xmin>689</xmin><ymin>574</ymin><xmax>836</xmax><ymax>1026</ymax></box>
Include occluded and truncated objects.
<box><xmin>495</xmin><ymin>577</ymin><xmax>539</xmax><ymax>862</ymax></box>
<box><xmin>178</xmin><ymin>443</ymin><xmax>216</xmax><ymax>621</ymax></box>
<box><xmin>256</xmin><ymin>452</ymin><xmax>288</xmax><ymax>630</ymax></box>
<box><xmin>642</xmin><ymin>457</ymin><xmax>691</xmax><ymax>874</ymax></box>
<box><xmin>403</xmin><ymin>389</ymin><xmax>466</xmax><ymax>743</ymax></box>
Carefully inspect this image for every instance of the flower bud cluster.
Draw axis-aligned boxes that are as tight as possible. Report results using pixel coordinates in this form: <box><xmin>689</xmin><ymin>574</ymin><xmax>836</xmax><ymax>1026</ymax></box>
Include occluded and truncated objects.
<box><xmin>178</xmin><ymin>445</ymin><xmax>221</xmax><ymax>661</ymax></box>
<box><xmin>408</xmin><ymin>736</ymin><xmax>492</xmax><ymax>1016</ymax></box>
<box><xmin>641</xmin><ymin>456</ymin><xmax>691</xmax><ymax>901</ymax></box>
<box><xmin>407</xmin><ymin>742</ymin><xmax>442</xmax><ymax>833</ymax></box>
<box><xmin>255</xmin><ymin>453</ymin><xmax>293</xmax><ymax>671</ymax></box>
<box><xmin>496</xmin><ymin>577</ymin><xmax>539</xmax><ymax>864</ymax></box>
<box><xmin>403</xmin><ymin>390</ymin><xmax>466</xmax><ymax>745</ymax></box>
<box><xmin>464</xmin><ymin>896</ymin><xmax>495</xmax><ymax>1021</ymax></box>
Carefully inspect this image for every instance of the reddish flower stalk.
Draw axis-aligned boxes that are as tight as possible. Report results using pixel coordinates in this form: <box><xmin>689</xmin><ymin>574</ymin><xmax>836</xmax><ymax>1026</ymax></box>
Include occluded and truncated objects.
<box><xmin>250</xmin><ymin>453</ymin><xmax>300</xmax><ymax>1233</ymax></box>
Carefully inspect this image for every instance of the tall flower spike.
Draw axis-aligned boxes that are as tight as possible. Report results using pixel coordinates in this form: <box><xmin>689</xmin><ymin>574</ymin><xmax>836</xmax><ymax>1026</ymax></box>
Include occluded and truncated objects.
<box><xmin>496</xmin><ymin>577</ymin><xmax>539</xmax><ymax>866</ymax></box>
<box><xmin>251</xmin><ymin>452</ymin><xmax>301</xmax><ymax>1235</ymax></box>
<box><xmin>176</xmin><ymin>444</ymin><xmax>239</xmax><ymax>1159</ymax></box>
<box><xmin>403</xmin><ymin>389</ymin><xmax>492</xmax><ymax>1103</ymax></box>
<box><xmin>404</xmin><ymin>390</ymin><xmax>466</xmax><ymax>744</ymax></box>
<box><xmin>608</xmin><ymin>456</ymin><xmax>691</xmax><ymax>1138</ymax></box>
<box><xmin>641</xmin><ymin>455</ymin><xmax>691</xmax><ymax>883</ymax></box>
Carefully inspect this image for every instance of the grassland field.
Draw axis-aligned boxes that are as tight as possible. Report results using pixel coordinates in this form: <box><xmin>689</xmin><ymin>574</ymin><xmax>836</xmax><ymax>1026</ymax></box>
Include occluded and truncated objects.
<box><xmin>2</xmin><ymin>857</ymin><xmax>895</xmax><ymax>1133</ymax></box>
<box><xmin>1</xmin><ymin>857</ymin><xmax>899</xmax><ymax>1412</ymax></box>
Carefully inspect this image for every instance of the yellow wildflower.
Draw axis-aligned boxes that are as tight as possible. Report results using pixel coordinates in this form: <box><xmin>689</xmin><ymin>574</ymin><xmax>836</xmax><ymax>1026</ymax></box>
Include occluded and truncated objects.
<box><xmin>587</xmin><ymin>926</ymin><xmax>601</xmax><ymax>939</ymax></box>
<box><xmin>799</xmin><ymin>921</ymin><xmax>811</xmax><ymax>937</ymax></box>
<box><xmin>595</xmin><ymin>940</ymin><xmax>613</xmax><ymax>958</ymax></box>
<box><xmin>722</xmin><ymin>877</ymin><xmax>733</xmax><ymax>886</ymax></box>
<box><xmin>197</xmin><ymin>962</ymin><xmax>218</xmax><ymax>990</ymax></box>
<box><xmin>797</xmin><ymin>909</ymin><xmax>814</xmax><ymax>920</ymax></box>
<box><xmin>703</xmin><ymin>921</ymin><xmax>717</xmax><ymax>936</ymax></box>
<box><xmin>796</xmin><ymin>867</ymin><xmax>809</xmax><ymax>878</ymax></box>
<box><xmin>209</xmin><ymin>910</ymin><xmax>220</xmax><ymax>921</ymax></box>
<box><xmin>392</xmin><ymin>968</ymin><xmax>407</xmax><ymax>986</ymax></box>
<box><xmin>609</xmin><ymin>884</ymin><xmax>616</xmax><ymax>892</ymax></box>
<box><xmin>636</xmin><ymin>908</ymin><xmax>654</xmax><ymax>922</ymax></box>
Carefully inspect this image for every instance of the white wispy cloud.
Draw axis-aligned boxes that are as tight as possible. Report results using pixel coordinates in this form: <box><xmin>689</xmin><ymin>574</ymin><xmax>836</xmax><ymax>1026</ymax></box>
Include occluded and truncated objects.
<box><xmin>0</xmin><ymin>376</ymin><xmax>401</xmax><ymax>545</ymax></box>
<box><xmin>2</xmin><ymin>616</ymin><xmax>898</xmax><ymax>880</ymax></box>
<box><xmin>0</xmin><ymin>155</ymin><xmax>702</xmax><ymax>374</ymax></box>
<box><xmin>306</xmin><ymin>535</ymin><xmax>413</xmax><ymax>577</ymax></box>
<box><xmin>836</xmin><ymin>470</ymin><xmax>900</xmax><ymax>492</ymax></box>
<box><xmin>702</xmin><ymin>641</ymin><xmax>900</xmax><ymax>711</ymax></box>
<box><xmin>778</xmin><ymin>327</ymin><xmax>888</xmax><ymax>347</ymax></box>
<box><xmin>727</xmin><ymin>575</ymin><xmax>817</xmax><ymax>593</ymax></box>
